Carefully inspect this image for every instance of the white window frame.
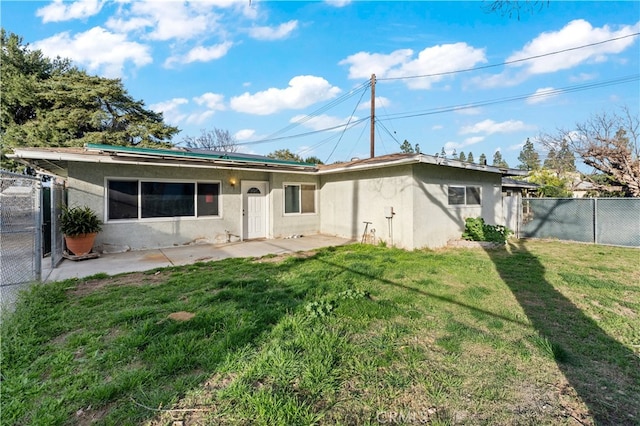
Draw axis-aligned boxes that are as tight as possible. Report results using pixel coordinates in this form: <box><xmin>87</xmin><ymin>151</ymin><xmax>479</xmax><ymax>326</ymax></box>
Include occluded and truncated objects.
<box><xmin>283</xmin><ymin>182</ymin><xmax>317</xmax><ymax>215</ymax></box>
<box><xmin>105</xmin><ymin>177</ymin><xmax>222</xmax><ymax>222</ymax></box>
<box><xmin>448</xmin><ymin>185</ymin><xmax>482</xmax><ymax>206</ymax></box>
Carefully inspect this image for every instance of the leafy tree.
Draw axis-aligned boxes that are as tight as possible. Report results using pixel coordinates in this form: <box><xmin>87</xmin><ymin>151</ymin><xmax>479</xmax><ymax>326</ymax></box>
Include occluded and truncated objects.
<box><xmin>399</xmin><ymin>140</ymin><xmax>414</xmax><ymax>153</ymax></box>
<box><xmin>528</xmin><ymin>168</ymin><xmax>572</xmax><ymax>197</ymax></box>
<box><xmin>467</xmin><ymin>152</ymin><xmax>475</xmax><ymax>163</ymax></box>
<box><xmin>458</xmin><ymin>152</ymin><xmax>467</xmax><ymax>162</ymax></box>
<box><xmin>304</xmin><ymin>156</ymin><xmax>324</xmax><ymax>165</ymax></box>
<box><xmin>478</xmin><ymin>153</ymin><xmax>487</xmax><ymax>165</ymax></box>
<box><xmin>1</xmin><ymin>30</ymin><xmax>178</xmax><ymax>168</ymax></box>
<box><xmin>517</xmin><ymin>138</ymin><xmax>541</xmax><ymax>170</ymax></box>
<box><xmin>182</xmin><ymin>128</ymin><xmax>238</xmax><ymax>152</ymax></box>
<box><xmin>492</xmin><ymin>151</ymin><xmax>509</xmax><ymax>168</ymax></box>
<box><xmin>267</xmin><ymin>148</ymin><xmax>303</xmax><ymax>162</ymax></box>
<box><xmin>539</xmin><ymin>107</ymin><xmax>639</xmax><ymax>197</ymax></box>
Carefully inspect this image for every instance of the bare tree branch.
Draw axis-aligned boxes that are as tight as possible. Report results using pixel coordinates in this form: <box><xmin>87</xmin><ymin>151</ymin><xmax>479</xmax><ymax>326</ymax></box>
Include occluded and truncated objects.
<box><xmin>181</xmin><ymin>128</ymin><xmax>239</xmax><ymax>153</ymax></box>
<box><xmin>539</xmin><ymin>106</ymin><xmax>640</xmax><ymax>197</ymax></box>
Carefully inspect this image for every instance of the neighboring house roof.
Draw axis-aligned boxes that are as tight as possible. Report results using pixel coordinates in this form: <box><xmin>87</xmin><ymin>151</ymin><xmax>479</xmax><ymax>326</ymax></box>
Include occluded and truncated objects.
<box><xmin>501</xmin><ymin>177</ymin><xmax>540</xmax><ymax>190</ymax></box>
<box><xmin>8</xmin><ymin>144</ymin><xmax>528</xmax><ymax>178</ymax></box>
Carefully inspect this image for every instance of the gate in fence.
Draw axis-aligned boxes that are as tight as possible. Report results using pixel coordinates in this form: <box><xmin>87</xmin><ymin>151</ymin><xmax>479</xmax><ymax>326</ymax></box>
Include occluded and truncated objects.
<box><xmin>0</xmin><ymin>171</ymin><xmax>42</xmax><ymax>309</ymax></box>
<box><xmin>520</xmin><ymin>198</ymin><xmax>640</xmax><ymax>248</ymax></box>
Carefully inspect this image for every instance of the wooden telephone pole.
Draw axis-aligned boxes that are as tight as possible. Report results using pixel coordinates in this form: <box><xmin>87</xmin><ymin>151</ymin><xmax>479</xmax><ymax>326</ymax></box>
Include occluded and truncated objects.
<box><xmin>370</xmin><ymin>73</ymin><xmax>376</xmax><ymax>158</ymax></box>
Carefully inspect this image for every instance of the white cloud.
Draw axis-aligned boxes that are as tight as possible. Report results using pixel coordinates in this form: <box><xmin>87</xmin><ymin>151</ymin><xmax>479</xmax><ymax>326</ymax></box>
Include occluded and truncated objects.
<box><xmin>526</xmin><ymin>87</ymin><xmax>559</xmax><ymax>105</ymax></box>
<box><xmin>463</xmin><ymin>136</ymin><xmax>486</xmax><ymax>145</ymax></box>
<box><xmin>36</xmin><ymin>0</ymin><xmax>104</xmax><ymax>23</ymax></box>
<box><xmin>325</xmin><ymin>0</ymin><xmax>351</xmax><ymax>7</ymax></box>
<box><xmin>340</xmin><ymin>43</ymin><xmax>486</xmax><ymax>89</ymax></box>
<box><xmin>249</xmin><ymin>20</ymin><xmax>298</xmax><ymax>41</ymax></box>
<box><xmin>444</xmin><ymin>136</ymin><xmax>486</xmax><ymax>154</ymax></box>
<box><xmin>289</xmin><ymin>114</ymin><xmax>356</xmax><ymax>131</ymax></box>
<box><xmin>193</xmin><ymin>93</ymin><xmax>226</xmax><ymax>110</ymax></box>
<box><xmin>507</xmin><ymin>19</ymin><xmax>640</xmax><ymax>76</ymax></box>
<box><xmin>33</xmin><ymin>27</ymin><xmax>152</xmax><ymax>78</ymax></box>
<box><xmin>165</xmin><ymin>42</ymin><xmax>233</xmax><ymax>67</ymax></box>
<box><xmin>230</xmin><ymin>75</ymin><xmax>342</xmax><ymax>115</ymax></box>
<box><xmin>340</xmin><ymin>49</ymin><xmax>413</xmax><ymax>80</ymax></box>
<box><xmin>108</xmin><ymin>0</ymin><xmax>215</xmax><ymax>41</ymax></box>
<box><xmin>234</xmin><ymin>129</ymin><xmax>257</xmax><ymax>141</ymax></box>
<box><xmin>358</xmin><ymin>96</ymin><xmax>391</xmax><ymax>110</ymax></box>
<box><xmin>569</xmin><ymin>72</ymin><xmax>598</xmax><ymax>82</ymax></box>
<box><xmin>186</xmin><ymin>110</ymin><xmax>216</xmax><ymax>125</ymax></box>
<box><xmin>460</xmin><ymin>119</ymin><xmax>535</xmax><ymax>135</ymax></box>
<box><xmin>150</xmin><ymin>98</ymin><xmax>189</xmax><ymax>125</ymax></box>
<box><xmin>432</xmin><ymin>125</ymin><xmax>444</xmax><ymax>130</ymax></box>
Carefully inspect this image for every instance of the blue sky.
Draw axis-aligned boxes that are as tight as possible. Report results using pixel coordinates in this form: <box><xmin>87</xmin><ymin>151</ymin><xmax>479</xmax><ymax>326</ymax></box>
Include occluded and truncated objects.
<box><xmin>2</xmin><ymin>1</ymin><xmax>639</xmax><ymax>167</ymax></box>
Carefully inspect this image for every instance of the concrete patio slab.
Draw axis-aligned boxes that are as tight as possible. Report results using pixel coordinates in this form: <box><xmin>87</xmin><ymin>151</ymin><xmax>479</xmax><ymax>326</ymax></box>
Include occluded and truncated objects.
<box><xmin>43</xmin><ymin>234</ymin><xmax>353</xmax><ymax>282</ymax></box>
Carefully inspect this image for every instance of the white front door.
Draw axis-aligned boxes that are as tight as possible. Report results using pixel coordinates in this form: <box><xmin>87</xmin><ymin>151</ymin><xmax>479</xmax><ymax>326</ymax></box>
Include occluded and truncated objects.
<box><xmin>242</xmin><ymin>181</ymin><xmax>268</xmax><ymax>239</ymax></box>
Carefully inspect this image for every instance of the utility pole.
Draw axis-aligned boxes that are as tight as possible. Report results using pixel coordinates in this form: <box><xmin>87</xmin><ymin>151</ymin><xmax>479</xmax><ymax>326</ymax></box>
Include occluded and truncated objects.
<box><xmin>370</xmin><ymin>73</ymin><xmax>376</xmax><ymax>158</ymax></box>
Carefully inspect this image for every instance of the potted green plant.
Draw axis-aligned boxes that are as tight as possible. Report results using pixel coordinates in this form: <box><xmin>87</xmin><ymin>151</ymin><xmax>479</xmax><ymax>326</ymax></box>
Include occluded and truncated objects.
<box><xmin>60</xmin><ymin>205</ymin><xmax>102</xmax><ymax>256</ymax></box>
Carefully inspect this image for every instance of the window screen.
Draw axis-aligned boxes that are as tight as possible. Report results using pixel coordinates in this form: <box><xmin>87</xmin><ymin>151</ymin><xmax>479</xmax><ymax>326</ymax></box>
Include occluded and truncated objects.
<box><xmin>108</xmin><ymin>180</ymin><xmax>138</xmax><ymax>220</ymax></box>
<box><xmin>197</xmin><ymin>183</ymin><xmax>220</xmax><ymax>216</ymax></box>
<box><xmin>141</xmin><ymin>182</ymin><xmax>195</xmax><ymax>218</ymax></box>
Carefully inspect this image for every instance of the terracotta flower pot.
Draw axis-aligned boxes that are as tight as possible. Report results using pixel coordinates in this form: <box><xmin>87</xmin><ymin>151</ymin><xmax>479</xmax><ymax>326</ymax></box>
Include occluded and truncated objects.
<box><xmin>64</xmin><ymin>232</ymin><xmax>98</xmax><ymax>256</ymax></box>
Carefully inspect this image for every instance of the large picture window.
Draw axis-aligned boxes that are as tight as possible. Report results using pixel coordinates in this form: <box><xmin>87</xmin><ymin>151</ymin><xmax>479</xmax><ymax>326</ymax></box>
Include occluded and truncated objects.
<box><xmin>284</xmin><ymin>184</ymin><xmax>316</xmax><ymax>214</ymax></box>
<box><xmin>448</xmin><ymin>186</ymin><xmax>481</xmax><ymax>206</ymax></box>
<box><xmin>107</xmin><ymin>179</ymin><xmax>220</xmax><ymax>220</ymax></box>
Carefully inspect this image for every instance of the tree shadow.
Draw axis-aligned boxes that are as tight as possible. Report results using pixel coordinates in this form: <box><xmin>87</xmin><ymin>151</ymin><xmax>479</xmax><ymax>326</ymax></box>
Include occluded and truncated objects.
<box><xmin>486</xmin><ymin>241</ymin><xmax>640</xmax><ymax>425</ymax></box>
<box><xmin>411</xmin><ymin>178</ymin><xmax>639</xmax><ymax>424</ymax></box>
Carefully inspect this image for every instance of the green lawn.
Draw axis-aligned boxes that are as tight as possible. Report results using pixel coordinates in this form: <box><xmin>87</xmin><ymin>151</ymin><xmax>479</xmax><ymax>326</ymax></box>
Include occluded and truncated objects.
<box><xmin>2</xmin><ymin>240</ymin><xmax>639</xmax><ymax>425</ymax></box>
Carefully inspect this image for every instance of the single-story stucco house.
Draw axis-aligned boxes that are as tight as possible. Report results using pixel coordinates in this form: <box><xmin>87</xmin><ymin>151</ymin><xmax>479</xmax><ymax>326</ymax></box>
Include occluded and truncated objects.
<box><xmin>9</xmin><ymin>144</ymin><xmax>527</xmax><ymax>251</ymax></box>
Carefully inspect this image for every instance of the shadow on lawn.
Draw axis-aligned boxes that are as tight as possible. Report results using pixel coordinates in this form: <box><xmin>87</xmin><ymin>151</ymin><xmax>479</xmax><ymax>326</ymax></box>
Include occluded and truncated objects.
<box><xmin>320</xmin><ymin>242</ymin><xmax>639</xmax><ymax>424</ymax></box>
<box><xmin>487</xmin><ymin>241</ymin><xmax>640</xmax><ymax>425</ymax></box>
<box><xmin>411</xmin><ymin>179</ymin><xmax>639</xmax><ymax>424</ymax></box>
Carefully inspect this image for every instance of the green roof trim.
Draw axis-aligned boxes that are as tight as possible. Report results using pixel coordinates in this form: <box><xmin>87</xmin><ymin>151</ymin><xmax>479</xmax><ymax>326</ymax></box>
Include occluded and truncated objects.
<box><xmin>85</xmin><ymin>143</ymin><xmax>316</xmax><ymax>167</ymax></box>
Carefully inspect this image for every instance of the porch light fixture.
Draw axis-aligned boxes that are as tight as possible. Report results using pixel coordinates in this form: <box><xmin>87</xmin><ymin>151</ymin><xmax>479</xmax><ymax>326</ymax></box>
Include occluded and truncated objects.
<box><xmin>229</xmin><ymin>177</ymin><xmax>237</xmax><ymax>187</ymax></box>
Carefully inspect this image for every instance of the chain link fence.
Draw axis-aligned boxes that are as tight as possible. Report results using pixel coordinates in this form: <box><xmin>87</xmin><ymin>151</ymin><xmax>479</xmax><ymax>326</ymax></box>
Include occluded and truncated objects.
<box><xmin>521</xmin><ymin>198</ymin><xmax>640</xmax><ymax>247</ymax></box>
<box><xmin>1</xmin><ymin>171</ymin><xmax>42</xmax><ymax>312</ymax></box>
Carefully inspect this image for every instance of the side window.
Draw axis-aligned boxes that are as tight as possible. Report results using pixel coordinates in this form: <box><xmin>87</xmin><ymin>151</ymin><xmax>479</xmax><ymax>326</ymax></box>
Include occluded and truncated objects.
<box><xmin>108</xmin><ymin>180</ymin><xmax>138</xmax><ymax>220</ymax></box>
<box><xmin>284</xmin><ymin>184</ymin><xmax>316</xmax><ymax>214</ymax></box>
<box><xmin>448</xmin><ymin>185</ymin><xmax>481</xmax><ymax>206</ymax></box>
<box><xmin>197</xmin><ymin>182</ymin><xmax>220</xmax><ymax>216</ymax></box>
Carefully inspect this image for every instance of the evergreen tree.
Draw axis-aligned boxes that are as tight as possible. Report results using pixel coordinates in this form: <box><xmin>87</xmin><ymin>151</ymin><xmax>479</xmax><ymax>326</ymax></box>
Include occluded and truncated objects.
<box><xmin>399</xmin><ymin>140</ymin><xmax>414</xmax><ymax>153</ymax></box>
<box><xmin>467</xmin><ymin>152</ymin><xmax>475</xmax><ymax>163</ymax></box>
<box><xmin>478</xmin><ymin>153</ymin><xmax>487</xmax><ymax>165</ymax></box>
<box><xmin>544</xmin><ymin>141</ymin><xmax>576</xmax><ymax>175</ymax></box>
<box><xmin>1</xmin><ymin>30</ymin><xmax>178</xmax><ymax>161</ymax></box>
<box><xmin>491</xmin><ymin>150</ymin><xmax>509</xmax><ymax>168</ymax></box>
<box><xmin>517</xmin><ymin>138</ymin><xmax>541</xmax><ymax>170</ymax></box>
<box><xmin>440</xmin><ymin>147</ymin><xmax>447</xmax><ymax>157</ymax></box>
<box><xmin>458</xmin><ymin>152</ymin><xmax>467</xmax><ymax>162</ymax></box>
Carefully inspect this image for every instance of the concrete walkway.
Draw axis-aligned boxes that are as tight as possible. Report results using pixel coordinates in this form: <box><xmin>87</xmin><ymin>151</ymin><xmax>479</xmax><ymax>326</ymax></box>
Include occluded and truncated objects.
<box><xmin>43</xmin><ymin>234</ymin><xmax>353</xmax><ymax>282</ymax></box>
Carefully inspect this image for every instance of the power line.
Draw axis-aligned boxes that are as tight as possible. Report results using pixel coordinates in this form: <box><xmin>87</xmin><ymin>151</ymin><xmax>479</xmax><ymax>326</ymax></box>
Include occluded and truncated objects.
<box><xmin>377</xmin><ymin>32</ymin><xmax>639</xmax><ymax>82</ymax></box>
<box><xmin>262</xmin><ymin>80</ymin><xmax>371</xmax><ymax>140</ymax></box>
<box><xmin>378</xmin><ymin>74</ymin><xmax>639</xmax><ymax>121</ymax></box>
<box><xmin>325</xmin><ymin>80</ymin><xmax>371</xmax><ymax>163</ymax></box>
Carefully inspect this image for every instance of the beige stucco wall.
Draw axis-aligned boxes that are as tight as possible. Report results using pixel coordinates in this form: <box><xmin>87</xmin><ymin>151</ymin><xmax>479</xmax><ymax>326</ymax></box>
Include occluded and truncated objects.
<box><xmin>66</xmin><ymin>159</ymin><xmax>503</xmax><ymax>252</ymax></box>
<box><xmin>68</xmin><ymin>162</ymin><xmax>274</xmax><ymax>250</ymax></box>
<box><xmin>319</xmin><ymin>164</ymin><xmax>415</xmax><ymax>249</ymax></box>
<box><xmin>269</xmin><ymin>173</ymin><xmax>321</xmax><ymax>238</ymax></box>
<box><xmin>412</xmin><ymin>163</ymin><xmax>503</xmax><ymax>248</ymax></box>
